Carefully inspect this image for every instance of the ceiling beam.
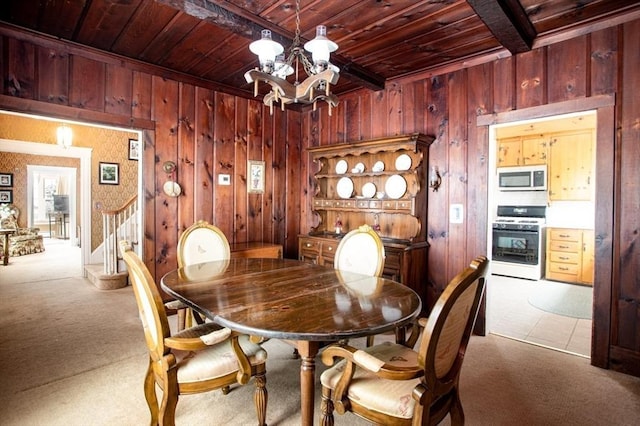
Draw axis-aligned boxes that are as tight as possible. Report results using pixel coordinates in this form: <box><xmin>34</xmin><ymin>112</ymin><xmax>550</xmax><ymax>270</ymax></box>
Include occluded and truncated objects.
<box><xmin>155</xmin><ymin>0</ymin><xmax>386</xmax><ymax>91</ymax></box>
<box><xmin>466</xmin><ymin>0</ymin><xmax>537</xmax><ymax>54</ymax></box>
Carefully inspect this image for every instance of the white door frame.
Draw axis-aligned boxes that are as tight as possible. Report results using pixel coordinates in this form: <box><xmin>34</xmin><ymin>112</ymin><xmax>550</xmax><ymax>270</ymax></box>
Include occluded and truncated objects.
<box><xmin>0</xmin><ymin>139</ymin><xmax>92</xmax><ymax>269</ymax></box>
<box><xmin>27</xmin><ymin>165</ymin><xmax>77</xmax><ymax>241</ymax></box>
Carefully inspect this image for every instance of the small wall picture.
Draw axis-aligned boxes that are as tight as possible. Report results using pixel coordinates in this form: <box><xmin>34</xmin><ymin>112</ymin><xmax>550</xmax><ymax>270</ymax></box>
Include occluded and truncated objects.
<box><xmin>99</xmin><ymin>162</ymin><xmax>119</xmax><ymax>185</ymax></box>
<box><xmin>0</xmin><ymin>173</ymin><xmax>12</xmax><ymax>187</ymax></box>
<box><xmin>128</xmin><ymin>138</ymin><xmax>140</xmax><ymax>161</ymax></box>
<box><xmin>248</xmin><ymin>160</ymin><xmax>265</xmax><ymax>194</ymax></box>
<box><xmin>0</xmin><ymin>189</ymin><xmax>13</xmax><ymax>203</ymax></box>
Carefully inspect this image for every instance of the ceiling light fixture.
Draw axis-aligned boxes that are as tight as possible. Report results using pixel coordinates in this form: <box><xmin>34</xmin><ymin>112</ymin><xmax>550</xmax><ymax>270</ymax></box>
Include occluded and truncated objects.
<box><xmin>244</xmin><ymin>0</ymin><xmax>339</xmax><ymax>115</ymax></box>
<box><xmin>56</xmin><ymin>125</ymin><xmax>73</xmax><ymax>149</ymax></box>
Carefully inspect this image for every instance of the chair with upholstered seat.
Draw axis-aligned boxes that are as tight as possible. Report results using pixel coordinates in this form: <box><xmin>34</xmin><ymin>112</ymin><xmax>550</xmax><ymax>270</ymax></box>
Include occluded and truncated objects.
<box><xmin>334</xmin><ymin>224</ymin><xmax>385</xmax><ymax>277</ymax></box>
<box><xmin>320</xmin><ymin>255</ymin><xmax>489</xmax><ymax>426</ymax></box>
<box><xmin>336</xmin><ymin>224</ymin><xmax>385</xmax><ymax>347</ymax></box>
<box><xmin>165</xmin><ymin>220</ymin><xmax>231</xmax><ymax>331</ymax></box>
<box><xmin>0</xmin><ymin>204</ymin><xmax>45</xmax><ymax>257</ymax></box>
<box><xmin>119</xmin><ymin>240</ymin><xmax>268</xmax><ymax>426</ymax></box>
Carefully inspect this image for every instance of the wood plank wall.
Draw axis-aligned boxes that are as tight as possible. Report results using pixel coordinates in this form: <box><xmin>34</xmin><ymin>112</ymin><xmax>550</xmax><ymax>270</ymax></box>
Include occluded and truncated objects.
<box><xmin>0</xmin><ymin>25</ymin><xmax>296</xmax><ymax>289</ymax></box>
<box><xmin>1</xmin><ymin>18</ymin><xmax>639</xmax><ymax>376</ymax></box>
<box><xmin>299</xmin><ymin>21</ymin><xmax>640</xmax><ymax>376</ymax></box>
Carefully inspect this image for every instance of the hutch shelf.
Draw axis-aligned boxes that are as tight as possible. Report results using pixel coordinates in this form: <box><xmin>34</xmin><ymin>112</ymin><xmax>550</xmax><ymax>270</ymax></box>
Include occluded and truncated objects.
<box><xmin>299</xmin><ymin>133</ymin><xmax>434</xmax><ymax>308</ymax></box>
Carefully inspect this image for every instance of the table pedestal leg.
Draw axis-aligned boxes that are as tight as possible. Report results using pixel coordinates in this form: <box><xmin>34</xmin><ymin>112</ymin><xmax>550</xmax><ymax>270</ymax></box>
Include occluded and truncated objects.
<box><xmin>297</xmin><ymin>341</ymin><xmax>320</xmax><ymax>426</ymax></box>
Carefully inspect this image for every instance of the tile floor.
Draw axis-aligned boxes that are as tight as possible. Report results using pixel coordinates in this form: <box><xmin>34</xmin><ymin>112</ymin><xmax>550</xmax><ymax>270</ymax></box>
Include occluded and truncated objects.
<box><xmin>487</xmin><ymin>273</ymin><xmax>592</xmax><ymax>358</ymax></box>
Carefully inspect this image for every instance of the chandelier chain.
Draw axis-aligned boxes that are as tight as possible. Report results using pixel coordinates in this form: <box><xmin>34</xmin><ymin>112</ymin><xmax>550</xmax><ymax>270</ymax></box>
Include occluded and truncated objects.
<box><xmin>293</xmin><ymin>0</ymin><xmax>301</xmax><ymax>47</ymax></box>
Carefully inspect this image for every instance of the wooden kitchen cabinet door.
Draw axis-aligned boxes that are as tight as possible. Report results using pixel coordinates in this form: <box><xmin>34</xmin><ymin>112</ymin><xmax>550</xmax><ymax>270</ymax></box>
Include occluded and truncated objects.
<box><xmin>521</xmin><ymin>135</ymin><xmax>548</xmax><ymax>165</ymax></box>
<box><xmin>497</xmin><ymin>137</ymin><xmax>522</xmax><ymax>166</ymax></box>
<box><xmin>497</xmin><ymin>135</ymin><xmax>547</xmax><ymax>167</ymax></box>
<box><xmin>548</xmin><ymin>130</ymin><xmax>594</xmax><ymax>201</ymax></box>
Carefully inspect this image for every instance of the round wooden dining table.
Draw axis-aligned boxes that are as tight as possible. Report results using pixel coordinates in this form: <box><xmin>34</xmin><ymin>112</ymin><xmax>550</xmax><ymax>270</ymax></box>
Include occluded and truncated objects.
<box><xmin>161</xmin><ymin>257</ymin><xmax>422</xmax><ymax>426</ymax></box>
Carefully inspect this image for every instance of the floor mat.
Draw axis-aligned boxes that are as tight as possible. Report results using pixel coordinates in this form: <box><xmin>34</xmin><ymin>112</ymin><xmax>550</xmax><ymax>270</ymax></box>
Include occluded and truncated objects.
<box><xmin>528</xmin><ymin>280</ymin><xmax>592</xmax><ymax>319</ymax></box>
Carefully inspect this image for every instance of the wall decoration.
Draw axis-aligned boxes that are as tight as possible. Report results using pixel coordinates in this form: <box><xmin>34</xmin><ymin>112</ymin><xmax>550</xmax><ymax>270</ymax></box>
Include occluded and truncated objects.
<box><xmin>128</xmin><ymin>139</ymin><xmax>140</xmax><ymax>161</ymax></box>
<box><xmin>99</xmin><ymin>162</ymin><xmax>119</xmax><ymax>185</ymax></box>
<box><xmin>0</xmin><ymin>173</ymin><xmax>13</xmax><ymax>187</ymax></box>
<box><xmin>248</xmin><ymin>160</ymin><xmax>265</xmax><ymax>194</ymax></box>
<box><xmin>0</xmin><ymin>189</ymin><xmax>13</xmax><ymax>203</ymax></box>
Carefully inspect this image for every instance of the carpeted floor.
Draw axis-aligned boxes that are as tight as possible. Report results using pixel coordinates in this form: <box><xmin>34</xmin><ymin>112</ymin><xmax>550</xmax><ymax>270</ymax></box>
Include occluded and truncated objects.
<box><xmin>528</xmin><ymin>280</ymin><xmax>593</xmax><ymax>319</ymax></box>
<box><xmin>1</xmin><ymin>239</ymin><xmax>639</xmax><ymax>425</ymax></box>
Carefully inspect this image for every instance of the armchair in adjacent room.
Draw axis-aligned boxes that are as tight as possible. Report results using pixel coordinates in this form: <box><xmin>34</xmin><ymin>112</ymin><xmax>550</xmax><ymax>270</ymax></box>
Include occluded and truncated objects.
<box><xmin>0</xmin><ymin>204</ymin><xmax>45</xmax><ymax>257</ymax></box>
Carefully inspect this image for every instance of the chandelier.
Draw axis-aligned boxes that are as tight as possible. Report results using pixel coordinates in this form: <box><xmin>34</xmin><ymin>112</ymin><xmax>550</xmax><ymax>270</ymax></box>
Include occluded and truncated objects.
<box><xmin>244</xmin><ymin>0</ymin><xmax>339</xmax><ymax>115</ymax></box>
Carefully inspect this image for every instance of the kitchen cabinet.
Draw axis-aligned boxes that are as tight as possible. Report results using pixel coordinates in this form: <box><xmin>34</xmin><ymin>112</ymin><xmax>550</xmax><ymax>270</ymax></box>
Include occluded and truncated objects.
<box><xmin>548</xmin><ymin>130</ymin><xmax>594</xmax><ymax>201</ymax></box>
<box><xmin>545</xmin><ymin>227</ymin><xmax>594</xmax><ymax>285</ymax></box>
<box><xmin>301</xmin><ymin>133</ymin><xmax>434</xmax><ymax>306</ymax></box>
<box><xmin>497</xmin><ymin>135</ymin><xmax>547</xmax><ymax>167</ymax></box>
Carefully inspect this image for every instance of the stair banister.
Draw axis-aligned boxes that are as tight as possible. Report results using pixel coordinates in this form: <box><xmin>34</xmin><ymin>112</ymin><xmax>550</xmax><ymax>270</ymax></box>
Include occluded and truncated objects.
<box><xmin>100</xmin><ymin>195</ymin><xmax>138</xmax><ymax>275</ymax></box>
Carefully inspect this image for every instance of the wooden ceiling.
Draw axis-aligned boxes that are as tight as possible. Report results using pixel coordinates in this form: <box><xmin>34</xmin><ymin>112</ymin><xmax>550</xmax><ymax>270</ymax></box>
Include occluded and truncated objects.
<box><xmin>1</xmin><ymin>0</ymin><xmax>639</xmax><ymax>100</ymax></box>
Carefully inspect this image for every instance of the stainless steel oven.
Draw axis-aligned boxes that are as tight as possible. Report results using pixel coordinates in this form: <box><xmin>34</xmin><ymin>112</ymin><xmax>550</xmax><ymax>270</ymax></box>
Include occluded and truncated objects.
<box><xmin>492</xmin><ymin>224</ymin><xmax>540</xmax><ymax>265</ymax></box>
<box><xmin>491</xmin><ymin>205</ymin><xmax>546</xmax><ymax>280</ymax></box>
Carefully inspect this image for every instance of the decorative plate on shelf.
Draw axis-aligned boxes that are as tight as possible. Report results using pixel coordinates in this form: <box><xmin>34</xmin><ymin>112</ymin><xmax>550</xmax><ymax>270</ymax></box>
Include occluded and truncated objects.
<box><xmin>385</xmin><ymin>175</ymin><xmax>407</xmax><ymax>199</ymax></box>
<box><xmin>395</xmin><ymin>153</ymin><xmax>412</xmax><ymax>171</ymax></box>
<box><xmin>372</xmin><ymin>160</ymin><xmax>385</xmax><ymax>172</ymax></box>
<box><xmin>337</xmin><ymin>177</ymin><xmax>354</xmax><ymax>199</ymax></box>
<box><xmin>362</xmin><ymin>182</ymin><xmax>376</xmax><ymax>198</ymax></box>
<box><xmin>354</xmin><ymin>162</ymin><xmax>365</xmax><ymax>173</ymax></box>
<box><xmin>335</xmin><ymin>159</ymin><xmax>348</xmax><ymax>174</ymax></box>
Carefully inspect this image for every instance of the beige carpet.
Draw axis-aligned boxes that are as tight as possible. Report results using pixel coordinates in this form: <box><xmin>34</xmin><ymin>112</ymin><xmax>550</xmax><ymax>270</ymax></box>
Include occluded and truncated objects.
<box><xmin>1</xmin><ymin>239</ymin><xmax>639</xmax><ymax>425</ymax></box>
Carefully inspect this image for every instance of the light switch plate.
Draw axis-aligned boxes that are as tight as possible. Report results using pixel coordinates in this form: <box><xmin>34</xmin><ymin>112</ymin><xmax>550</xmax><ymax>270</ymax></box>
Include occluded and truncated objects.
<box><xmin>218</xmin><ymin>174</ymin><xmax>231</xmax><ymax>185</ymax></box>
<box><xmin>450</xmin><ymin>204</ymin><xmax>463</xmax><ymax>224</ymax></box>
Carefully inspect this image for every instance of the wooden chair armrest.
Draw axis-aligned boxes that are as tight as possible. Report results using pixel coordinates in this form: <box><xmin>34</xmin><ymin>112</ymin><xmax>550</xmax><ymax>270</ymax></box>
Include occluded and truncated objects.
<box><xmin>404</xmin><ymin>317</ymin><xmax>428</xmax><ymax>348</ymax></box>
<box><xmin>165</xmin><ymin>325</ymin><xmax>231</xmax><ymax>351</ymax></box>
<box><xmin>321</xmin><ymin>344</ymin><xmax>423</xmax><ymax>380</ymax></box>
<box><xmin>164</xmin><ymin>299</ymin><xmax>188</xmax><ymax>310</ymax></box>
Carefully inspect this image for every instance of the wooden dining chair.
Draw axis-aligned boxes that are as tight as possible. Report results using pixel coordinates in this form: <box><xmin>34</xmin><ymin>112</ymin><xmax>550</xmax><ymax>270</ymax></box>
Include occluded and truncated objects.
<box><xmin>335</xmin><ymin>224</ymin><xmax>386</xmax><ymax>347</ymax></box>
<box><xmin>119</xmin><ymin>240</ymin><xmax>268</xmax><ymax>426</ymax></box>
<box><xmin>165</xmin><ymin>220</ymin><xmax>231</xmax><ymax>331</ymax></box>
<box><xmin>334</xmin><ymin>224</ymin><xmax>385</xmax><ymax>277</ymax></box>
<box><xmin>319</xmin><ymin>255</ymin><xmax>489</xmax><ymax>426</ymax></box>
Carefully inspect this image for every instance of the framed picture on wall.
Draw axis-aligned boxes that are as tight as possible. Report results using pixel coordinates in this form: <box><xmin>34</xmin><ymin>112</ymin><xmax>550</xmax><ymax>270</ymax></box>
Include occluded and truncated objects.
<box><xmin>128</xmin><ymin>139</ymin><xmax>140</xmax><ymax>161</ymax></box>
<box><xmin>0</xmin><ymin>173</ymin><xmax>12</xmax><ymax>187</ymax></box>
<box><xmin>247</xmin><ymin>160</ymin><xmax>265</xmax><ymax>194</ymax></box>
<box><xmin>0</xmin><ymin>189</ymin><xmax>13</xmax><ymax>203</ymax></box>
<box><xmin>99</xmin><ymin>162</ymin><xmax>119</xmax><ymax>185</ymax></box>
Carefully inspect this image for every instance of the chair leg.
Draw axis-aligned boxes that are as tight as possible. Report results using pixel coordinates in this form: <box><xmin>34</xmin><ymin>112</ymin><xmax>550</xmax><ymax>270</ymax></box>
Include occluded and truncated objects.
<box><xmin>320</xmin><ymin>385</ymin><xmax>335</xmax><ymax>426</ymax></box>
<box><xmin>176</xmin><ymin>308</ymin><xmax>187</xmax><ymax>332</ymax></box>
<box><xmin>253</xmin><ymin>371</ymin><xmax>268</xmax><ymax>426</ymax></box>
<box><xmin>449</xmin><ymin>388</ymin><xmax>465</xmax><ymax>426</ymax></box>
<box><xmin>192</xmin><ymin>310</ymin><xmax>205</xmax><ymax>325</ymax></box>
<box><xmin>159</xmin><ymin>367</ymin><xmax>179</xmax><ymax>426</ymax></box>
<box><xmin>143</xmin><ymin>358</ymin><xmax>159</xmax><ymax>426</ymax></box>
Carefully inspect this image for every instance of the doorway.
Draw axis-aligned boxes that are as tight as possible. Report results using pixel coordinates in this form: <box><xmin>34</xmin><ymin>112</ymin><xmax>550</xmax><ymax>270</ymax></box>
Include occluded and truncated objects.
<box><xmin>486</xmin><ymin>111</ymin><xmax>596</xmax><ymax>357</ymax></box>
<box><xmin>27</xmin><ymin>165</ymin><xmax>77</xmax><ymax>242</ymax></box>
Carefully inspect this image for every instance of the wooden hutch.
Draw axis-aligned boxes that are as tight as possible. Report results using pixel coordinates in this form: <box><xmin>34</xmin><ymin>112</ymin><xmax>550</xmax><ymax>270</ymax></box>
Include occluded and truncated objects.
<box><xmin>299</xmin><ymin>133</ymin><xmax>434</xmax><ymax>307</ymax></box>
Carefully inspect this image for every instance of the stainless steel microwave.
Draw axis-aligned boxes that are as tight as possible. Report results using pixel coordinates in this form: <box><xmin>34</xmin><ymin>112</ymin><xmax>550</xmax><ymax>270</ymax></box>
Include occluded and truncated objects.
<box><xmin>497</xmin><ymin>165</ymin><xmax>547</xmax><ymax>191</ymax></box>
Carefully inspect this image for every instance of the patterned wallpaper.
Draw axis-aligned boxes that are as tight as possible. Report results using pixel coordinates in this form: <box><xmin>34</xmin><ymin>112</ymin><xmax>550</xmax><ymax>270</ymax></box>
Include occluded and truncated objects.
<box><xmin>0</xmin><ymin>113</ymin><xmax>138</xmax><ymax>251</ymax></box>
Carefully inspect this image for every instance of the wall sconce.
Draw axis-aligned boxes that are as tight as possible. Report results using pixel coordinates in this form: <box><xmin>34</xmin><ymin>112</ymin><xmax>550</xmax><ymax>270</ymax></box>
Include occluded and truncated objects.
<box><xmin>56</xmin><ymin>125</ymin><xmax>73</xmax><ymax>149</ymax></box>
<box><xmin>162</xmin><ymin>161</ymin><xmax>182</xmax><ymax>197</ymax></box>
<box><xmin>429</xmin><ymin>166</ymin><xmax>442</xmax><ymax>192</ymax></box>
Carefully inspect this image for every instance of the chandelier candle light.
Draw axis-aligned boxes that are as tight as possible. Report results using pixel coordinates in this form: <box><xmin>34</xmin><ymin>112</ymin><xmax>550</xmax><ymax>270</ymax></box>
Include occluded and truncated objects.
<box><xmin>244</xmin><ymin>0</ymin><xmax>339</xmax><ymax>115</ymax></box>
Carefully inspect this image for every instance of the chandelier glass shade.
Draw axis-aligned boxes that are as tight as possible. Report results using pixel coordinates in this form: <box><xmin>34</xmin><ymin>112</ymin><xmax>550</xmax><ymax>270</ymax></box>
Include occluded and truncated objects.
<box><xmin>244</xmin><ymin>1</ymin><xmax>339</xmax><ymax>115</ymax></box>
